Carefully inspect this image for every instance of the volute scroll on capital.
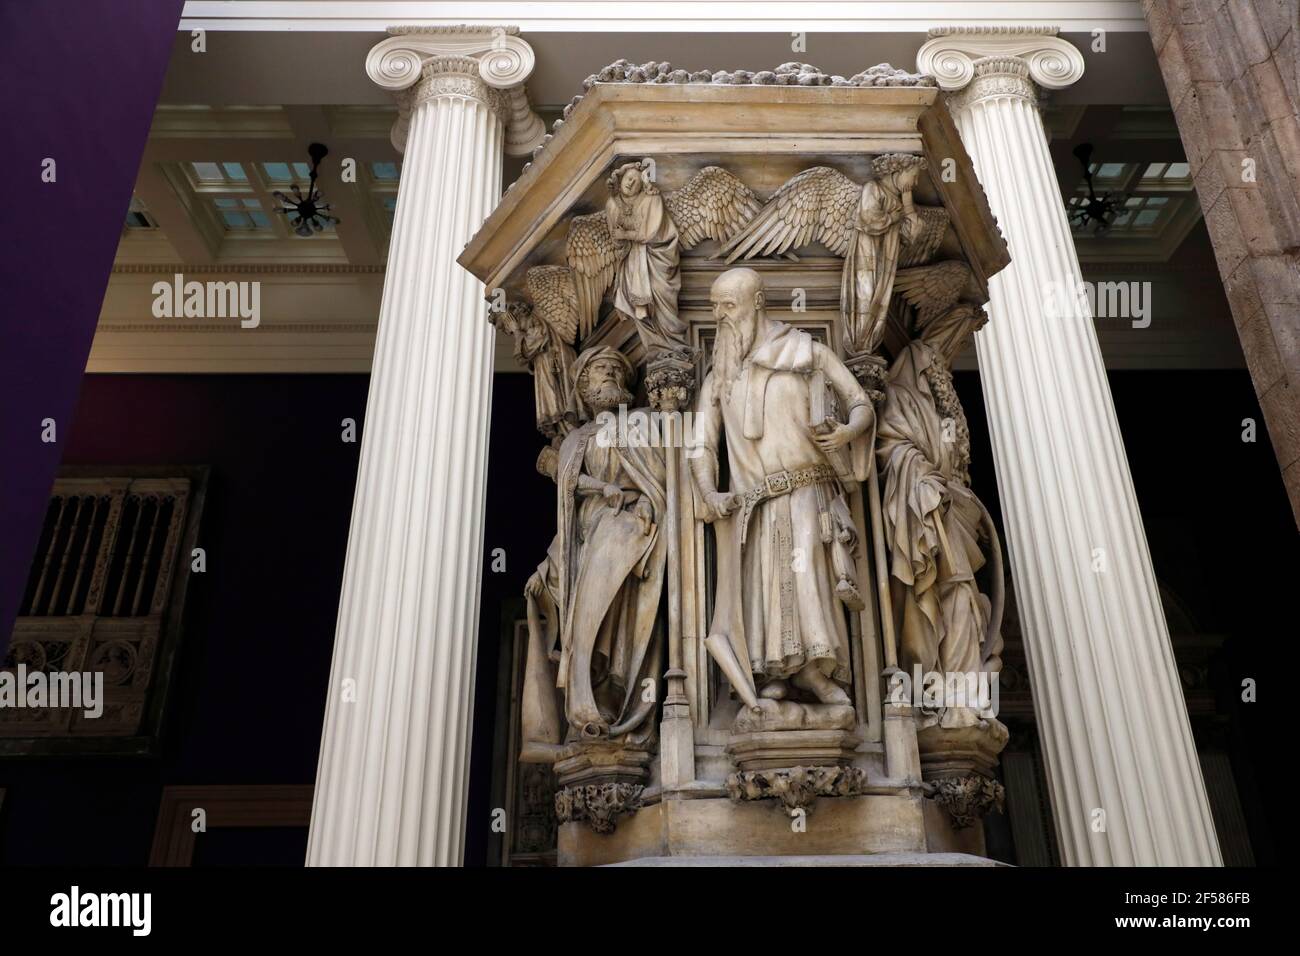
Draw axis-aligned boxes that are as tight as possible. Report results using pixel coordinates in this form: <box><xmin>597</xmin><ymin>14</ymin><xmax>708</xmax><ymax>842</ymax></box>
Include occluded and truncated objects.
<box><xmin>916</xmin><ymin>25</ymin><xmax>1086</xmax><ymax>98</ymax></box>
<box><xmin>365</xmin><ymin>26</ymin><xmax>545</xmax><ymax>155</ymax></box>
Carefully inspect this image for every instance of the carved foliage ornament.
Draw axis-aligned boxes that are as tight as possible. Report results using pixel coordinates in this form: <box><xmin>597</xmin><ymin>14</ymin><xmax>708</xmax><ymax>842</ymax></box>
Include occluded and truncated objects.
<box><xmin>929</xmin><ymin>773</ymin><xmax>1006</xmax><ymax>829</ymax></box>
<box><xmin>554</xmin><ymin>782</ymin><xmax>644</xmax><ymax>834</ymax></box>
<box><xmin>726</xmin><ymin>766</ymin><xmax>869</xmax><ymax>817</ymax></box>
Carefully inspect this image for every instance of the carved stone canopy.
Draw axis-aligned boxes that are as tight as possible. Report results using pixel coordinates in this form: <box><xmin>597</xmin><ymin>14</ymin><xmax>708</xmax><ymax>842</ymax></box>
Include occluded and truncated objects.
<box><xmin>458</xmin><ymin>67</ymin><xmax>1010</xmax><ymax>355</ymax></box>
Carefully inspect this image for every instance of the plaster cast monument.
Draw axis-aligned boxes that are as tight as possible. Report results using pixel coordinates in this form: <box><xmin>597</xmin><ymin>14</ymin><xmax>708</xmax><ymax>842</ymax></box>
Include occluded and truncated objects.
<box><xmin>460</xmin><ymin>57</ymin><xmax>1013</xmax><ymax>863</ymax></box>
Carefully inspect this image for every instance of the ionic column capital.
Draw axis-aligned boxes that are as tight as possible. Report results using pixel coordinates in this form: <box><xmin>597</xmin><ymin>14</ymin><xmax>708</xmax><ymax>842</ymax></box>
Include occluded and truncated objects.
<box><xmin>366</xmin><ymin>26</ymin><xmax>545</xmax><ymax>156</ymax></box>
<box><xmin>917</xmin><ymin>25</ymin><xmax>1085</xmax><ymax>107</ymax></box>
<box><xmin>948</xmin><ymin>56</ymin><xmax>1040</xmax><ymax>111</ymax></box>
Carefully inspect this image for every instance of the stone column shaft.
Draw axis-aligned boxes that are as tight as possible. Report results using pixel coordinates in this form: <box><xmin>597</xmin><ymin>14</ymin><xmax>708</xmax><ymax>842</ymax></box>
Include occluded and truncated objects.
<box><xmin>308</xmin><ymin>30</ymin><xmax>540</xmax><ymax>866</ymax></box>
<box><xmin>919</xmin><ymin>28</ymin><xmax>1222</xmax><ymax>866</ymax></box>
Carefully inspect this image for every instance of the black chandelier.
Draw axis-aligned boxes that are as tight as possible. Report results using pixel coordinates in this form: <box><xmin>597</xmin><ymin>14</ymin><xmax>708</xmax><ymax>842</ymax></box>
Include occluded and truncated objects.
<box><xmin>1067</xmin><ymin>143</ymin><xmax>1126</xmax><ymax>233</ymax></box>
<box><xmin>273</xmin><ymin>142</ymin><xmax>340</xmax><ymax>237</ymax></box>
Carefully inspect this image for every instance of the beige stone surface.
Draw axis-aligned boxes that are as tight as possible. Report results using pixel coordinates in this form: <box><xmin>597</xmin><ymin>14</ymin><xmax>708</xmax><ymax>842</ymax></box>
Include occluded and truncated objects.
<box><xmin>922</xmin><ymin>799</ymin><xmax>986</xmax><ymax>857</ymax></box>
<box><xmin>468</xmin><ymin>63</ymin><xmax>1011</xmax><ymax>867</ymax></box>
<box><xmin>458</xmin><ymin>81</ymin><xmax>1008</xmax><ymax>298</ymax></box>
<box><xmin>1144</xmin><ymin>0</ymin><xmax>1300</xmax><ymax>524</ymax></box>
<box><xmin>558</xmin><ymin>793</ymin><xmax>926</xmax><ymax>866</ymax></box>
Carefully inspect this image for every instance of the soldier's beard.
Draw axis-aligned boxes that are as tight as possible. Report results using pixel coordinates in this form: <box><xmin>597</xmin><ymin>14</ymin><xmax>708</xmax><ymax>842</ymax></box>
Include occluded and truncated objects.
<box><xmin>714</xmin><ymin>314</ymin><xmax>757</xmax><ymax>397</ymax></box>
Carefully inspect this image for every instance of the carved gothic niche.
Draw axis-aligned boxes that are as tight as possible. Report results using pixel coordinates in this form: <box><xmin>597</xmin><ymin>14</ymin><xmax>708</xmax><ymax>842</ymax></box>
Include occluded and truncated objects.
<box><xmin>461</xmin><ymin>60</ymin><xmax>1011</xmax><ymax>862</ymax></box>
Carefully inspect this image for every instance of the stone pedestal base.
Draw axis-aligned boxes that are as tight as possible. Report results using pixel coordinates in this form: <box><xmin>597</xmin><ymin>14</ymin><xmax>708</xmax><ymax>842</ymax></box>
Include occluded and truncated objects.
<box><xmin>923</xmin><ymin>797</ymin><xmax>989</xmax><ymax>857</ymax></box>
<box><xmin>557</xmin><ymin>793</ymin><xmax>926</xmax><ymax>866</ymax></box>
<box><xmin>554</xmin><ymin>740</ymin><xmax>653</xmax><ymax>788</ymax></box>
<box><xmin>916</xmin><ymin>718</ymin><xmax>1008</xmax><ymax>777</ymax></box>
<box><xmin>726</xmin><ymin>701</ymin><xmax>860</xmax><ymax>773</ymax></box>
<box><xmin>726</xmin><ymin>729</ymin><xmax>861</xmax><ymax>772</ymax></box>
<box><xmin>553</xmin><ymin>741</ymin><xmax>654</xmax><ymax>835</ymax></box>
<box><xmin>917</xmin><ymin>719</ymin><xmax>1008</xmax><ymax>832</ymax></box>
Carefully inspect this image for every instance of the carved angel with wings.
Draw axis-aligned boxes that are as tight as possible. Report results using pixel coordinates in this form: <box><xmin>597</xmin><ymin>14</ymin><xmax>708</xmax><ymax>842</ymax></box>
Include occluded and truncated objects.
<box><xmin>566</xmin><ymin>163</ymin><xmax>764</xmax><ymax>357</ymax></box>
<box><xmin>892</xmin><ymin>259</ymin><xmax>987</xmax><ymax>360</ymax></box>
<box><xmin>721</xmin><ymin>155</ymin><xmax>946</xmax><ymax>359</ymax></box>
<box><xmin>495</xmin><ymin>267</ymin><xmax>583</xmax><ymax>438</ymax></box>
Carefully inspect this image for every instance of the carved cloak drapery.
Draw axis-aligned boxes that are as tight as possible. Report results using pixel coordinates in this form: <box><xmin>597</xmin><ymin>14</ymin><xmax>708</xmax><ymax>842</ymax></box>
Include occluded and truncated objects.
<box><xmin>840</xmin><ymin>178</ymin><xmax>905</xmax><ymax>356</ymax></box>
<box><xmin>605</xmin><ymin>190</ymin><xmax>685</xmax><ymax>352</ymax></box>
<box><xmin>519</xmin><ymin>324</ymin><xmax>577</xmax><ymax>437</ymax></box>
<box><xmin>697</xmin><ymin>323</ymin><xmax>872</xmax><ymax>690</ymax></box>
<box><xmin>877</xmin><ymin>340</ymin><xmax>993</xmax><ymax>726</ymax></box>
<box><xmin>553</xmin><ymin>417</ymin><xmax>667</xmax><ymax>737</ymax></box>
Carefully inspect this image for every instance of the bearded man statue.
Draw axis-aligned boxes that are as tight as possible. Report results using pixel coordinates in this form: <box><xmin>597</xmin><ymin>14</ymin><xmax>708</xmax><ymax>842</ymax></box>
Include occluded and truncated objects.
<box><xmin>523</xmin><ymin>346</ymin><xmax>667</xmax><ymax>745</ymax></box>
<box><xmin>690</xmin><ymin>268</ymin><xmax>875</xmax><ymax>717</ymax></box>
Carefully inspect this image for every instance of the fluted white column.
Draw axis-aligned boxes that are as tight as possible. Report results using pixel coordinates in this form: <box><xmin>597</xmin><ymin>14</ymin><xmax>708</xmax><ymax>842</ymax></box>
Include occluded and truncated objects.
<box><xmin>307</xmin><ymin>29</ymin><xmax>542</xmax><ymax>866</ymax></box>
<box><xmin>918</xmin><ymin>28</ymin><xmax>1221</xmax><ymax>866</ymax></box>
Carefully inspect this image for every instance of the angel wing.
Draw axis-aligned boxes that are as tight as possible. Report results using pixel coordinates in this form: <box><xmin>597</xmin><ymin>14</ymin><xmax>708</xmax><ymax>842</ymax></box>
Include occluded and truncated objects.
<box><xmin>899</xmin><ymin>204</ymin><xmax>949</xmax><ymax>267</ymax></box>
<box><xmin>664</xmin><ymin>166</ymin><xmax>762</xmax><ymax>250</ymax></box>
<box><xmin>892</xmin><ymin>260</ymin><xmax>974</xmax><ymax>325</ymax></box>
<box><xmin>526</xmin><ymin>265</ymin><xmax>580</xmax><ymax>345</ymax></box>
<box><xmin>564</xmin><ymin>213</ymin><xmax>621</xmax><ymax>340</ymax></box>
<box><xmin>721</xmin><ymin>166</ymin><xmax>861</xmax><ymax>262</ymax></box>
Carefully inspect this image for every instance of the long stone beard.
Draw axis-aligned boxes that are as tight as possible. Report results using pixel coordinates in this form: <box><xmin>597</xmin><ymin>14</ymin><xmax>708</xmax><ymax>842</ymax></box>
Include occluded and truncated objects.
<box><xmin>587</xmin><ymin>381</ymin><xmax>632</xmax><ymax>414</ymax></box>
<box><xmin>713</xmin><ymin>319</ymin><xmax>755</xmax><ymax>400</ymax></box>
<box><xmin>924</xmin><ymin>357</ymin><xmax>971</xmax><ymax>488</ymax></box>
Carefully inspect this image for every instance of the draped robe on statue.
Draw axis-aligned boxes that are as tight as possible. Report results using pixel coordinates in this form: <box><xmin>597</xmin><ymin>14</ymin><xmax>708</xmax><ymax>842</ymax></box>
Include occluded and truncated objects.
<box><xmin>517</xmin><ymin>319</ymin><xmax>576</xmax><ymax>437</ymax></box>
<box><xmin>877</xmin><ymin>339</ymin><xmax>993</xmax><ymax>728</ymax></box>
<box><xmin>606</xmin><ymin>190</ymin><xmax>686</xmax><ymax>352</ymax></box>
<box><xmin>840</xmin><ymin>177</ymin><xmax>905</xmax><ymax>355</ymax></box>
<box><xmin>539</xmin><ymin>416</ymin><xmax>667</xmax><ymax>738</ymax></box>
<box><xmin>695</xmin><ymin>323</ymin><xmax>872</xmax><ymax>692</ymax></box>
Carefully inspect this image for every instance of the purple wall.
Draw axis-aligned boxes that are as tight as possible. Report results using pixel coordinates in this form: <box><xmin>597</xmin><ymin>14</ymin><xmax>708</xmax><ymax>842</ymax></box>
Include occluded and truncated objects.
<box><xmin>0</xmin><ymin>0</ymin><xmax>185</xmax><ymax>655</ymax></box>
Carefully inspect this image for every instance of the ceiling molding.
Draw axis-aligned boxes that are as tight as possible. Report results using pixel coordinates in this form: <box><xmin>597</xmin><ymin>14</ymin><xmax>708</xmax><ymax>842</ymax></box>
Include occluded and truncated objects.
<box><xmin>112</xmin><ymin>263</ymin><xmax>387</xmax><ymax>274</ymax></box>
<box><xmin>178</xmin><ymin>2</ymin><xmax>1152</xmax><ymax>33</ymax></box>
<box><xmin>149</xmin><ymin>105</ymin><xmax>296</xmax><ymax>138</ymax></box>
<box><xmin>97</xmin><ymin>322</ymin><xmax>376</xmax><ymax>334</ymax></box>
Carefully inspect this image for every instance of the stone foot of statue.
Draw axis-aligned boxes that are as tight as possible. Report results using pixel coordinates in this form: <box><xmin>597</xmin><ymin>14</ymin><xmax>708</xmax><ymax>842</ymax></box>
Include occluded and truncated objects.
<box><xmin>759</xmin><ymin>679</ymin><xmax>790</xmax><ymax>700</ymax></box>
<box><xmin>568</xmin><ymin>705</ymin><xmax>610</xmax><ymax>740</ymax></box>
<box><xmin>835</xmin><ymin>575</ymin><xmax>865</xmax><ymax>611</ymax></box>
<box><xmin>792</xmin><ymin>664</ymin><xmax>851</xmax><ymax>705</ymax></box>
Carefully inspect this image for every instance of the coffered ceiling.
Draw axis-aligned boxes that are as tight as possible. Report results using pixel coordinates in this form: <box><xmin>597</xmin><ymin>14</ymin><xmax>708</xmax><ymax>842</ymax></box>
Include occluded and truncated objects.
<box><xmin>89</xmin><ymin>11</ymin><xmax>1244</xmax><ymax>375</ymax></box>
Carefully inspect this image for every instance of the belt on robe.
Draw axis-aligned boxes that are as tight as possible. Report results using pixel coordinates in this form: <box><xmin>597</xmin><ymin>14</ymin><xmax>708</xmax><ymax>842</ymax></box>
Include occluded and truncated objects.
<box><xmin>736</xmin><ymin>464</ymin><xmax>838</xmax><ymax>545</ymax></box>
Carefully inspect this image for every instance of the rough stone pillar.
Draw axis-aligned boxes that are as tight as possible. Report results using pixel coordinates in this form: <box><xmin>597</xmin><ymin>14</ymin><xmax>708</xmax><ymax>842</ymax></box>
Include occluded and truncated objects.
<box><xmin>1143</xmin><ymin>0</ymin><xmax>1300</xmax><ymax>526</ymax></box>
<box><xmin>307</xmin><ymin>27</ymin><xmax>543</xmax><ymax>866</ymax></box>
<box><xmin>918</xmin><ymin>27</ymin><xmax>1222</xmax><ymax>865</ymax></box>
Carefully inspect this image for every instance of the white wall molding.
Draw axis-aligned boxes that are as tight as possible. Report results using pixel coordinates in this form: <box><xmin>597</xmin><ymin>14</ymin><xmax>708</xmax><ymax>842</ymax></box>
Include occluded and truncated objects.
<box><xmin>179</xmin><ymin>2</ymin><xmax>1151</xmax><ymax>34</ymax></box>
